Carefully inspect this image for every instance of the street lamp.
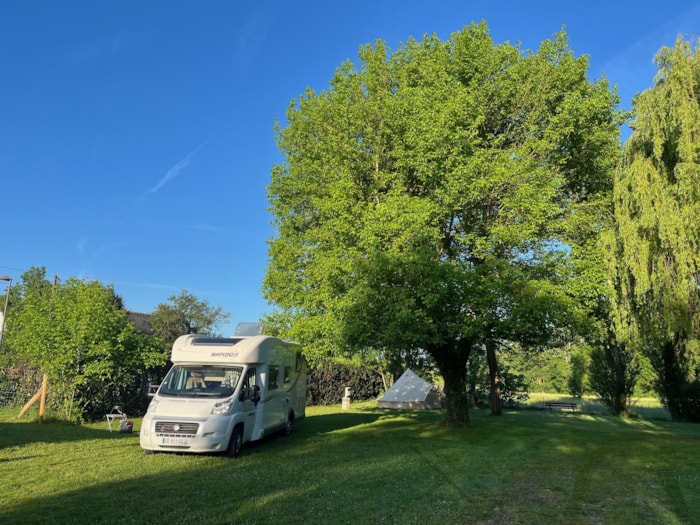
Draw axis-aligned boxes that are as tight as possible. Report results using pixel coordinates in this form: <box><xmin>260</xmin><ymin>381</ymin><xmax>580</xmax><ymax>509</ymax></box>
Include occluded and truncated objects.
<box><xmin>0</xmin><ymin>275</ymin><xmax>12</xmax><ymax>349</ymax></box>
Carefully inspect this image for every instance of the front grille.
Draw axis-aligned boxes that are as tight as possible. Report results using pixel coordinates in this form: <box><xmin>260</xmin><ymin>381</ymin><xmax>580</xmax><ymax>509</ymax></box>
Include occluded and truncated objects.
<box><xmin>155</xmin><ymin>421</ymin><xmax>199</xmax><ymax>437</ymax></box>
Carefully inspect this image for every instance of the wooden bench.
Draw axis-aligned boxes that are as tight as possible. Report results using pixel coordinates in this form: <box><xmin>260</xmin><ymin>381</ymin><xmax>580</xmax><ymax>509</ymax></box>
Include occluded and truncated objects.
<box><xmin>544</xmin><ymin>401</ymin><xmax>577</xmax><ymax>412</ymax></box>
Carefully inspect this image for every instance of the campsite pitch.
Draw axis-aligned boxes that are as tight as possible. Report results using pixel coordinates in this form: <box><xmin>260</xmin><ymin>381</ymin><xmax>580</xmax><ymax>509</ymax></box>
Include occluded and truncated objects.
<box><xmin>0</xmin><ymin>403</ymin><xmax>698</xmax><ymax>524</ymax></box>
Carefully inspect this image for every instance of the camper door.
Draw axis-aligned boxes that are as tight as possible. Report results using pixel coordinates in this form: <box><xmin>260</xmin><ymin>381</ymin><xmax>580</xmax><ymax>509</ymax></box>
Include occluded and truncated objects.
<box><xmin>262</xmin><ymin>364</ymin><xmax>287</xmax><ymax>431</ymax></box>
<box><xmin>239</xmin><ymin>367</ymin><xmax>259</xmax><ymax>442</ymax></box>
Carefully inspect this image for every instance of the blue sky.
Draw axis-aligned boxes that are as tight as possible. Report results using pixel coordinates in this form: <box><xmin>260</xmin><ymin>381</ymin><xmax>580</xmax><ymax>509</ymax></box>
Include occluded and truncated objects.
<box><xmin>1</xmin><ymin>1</ymin><xmax>699</xmax><ymax>336</ymax></box>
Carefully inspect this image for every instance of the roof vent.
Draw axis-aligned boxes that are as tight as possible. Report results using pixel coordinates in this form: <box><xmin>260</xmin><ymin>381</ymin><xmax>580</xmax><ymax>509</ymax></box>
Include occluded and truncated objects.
<box><xmin>235</xmin><ymin>322</ymin><xmax>264</xmax><ymax>336</ymax></box>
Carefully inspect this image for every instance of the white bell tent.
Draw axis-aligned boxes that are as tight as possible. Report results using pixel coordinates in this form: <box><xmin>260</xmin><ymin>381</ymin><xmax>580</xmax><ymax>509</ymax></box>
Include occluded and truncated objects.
<box><xmin>377</xmin><ymin>369</ymin><xmax>442</xmax><ymax>410</ymax></box>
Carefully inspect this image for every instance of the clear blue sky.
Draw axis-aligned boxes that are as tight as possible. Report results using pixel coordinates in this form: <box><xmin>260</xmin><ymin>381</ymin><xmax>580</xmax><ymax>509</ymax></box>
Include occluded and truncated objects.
<box><xmin>2</xmin><ymin>1</ymin><xmax>699</xmax><ymax>336</ymax></box>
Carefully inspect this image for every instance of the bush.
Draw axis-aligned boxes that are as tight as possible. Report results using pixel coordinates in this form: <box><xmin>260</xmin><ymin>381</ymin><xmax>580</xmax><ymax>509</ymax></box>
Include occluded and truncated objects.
<box><xmin>588</xmin><ymin>341</ymin><xmax>638</xmax><ymax>416</ymax></box>
<box><xmin>306</xmin><ymin>363</ymin><xmax>384</xmax><ymax>405</ymax></box>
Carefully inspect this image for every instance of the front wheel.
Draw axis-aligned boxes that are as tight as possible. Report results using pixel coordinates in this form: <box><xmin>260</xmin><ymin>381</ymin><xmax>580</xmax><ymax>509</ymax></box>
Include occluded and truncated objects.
<box><xmin>283</xmin><ymin>413</ymin><xmax>294</xmax><ymax>437</ymax></box>
<box><xmin>226</xmin><ymin>425</ymin><xmax>244</xmax><ymax>458</ymax></box>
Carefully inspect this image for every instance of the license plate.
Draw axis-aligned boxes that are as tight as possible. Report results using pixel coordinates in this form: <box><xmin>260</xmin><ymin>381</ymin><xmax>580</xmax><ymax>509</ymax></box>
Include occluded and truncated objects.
<box><xmin>161</xmin><ymin>437</ymin><xmax>189</xmax><ymax>446</ymax></box>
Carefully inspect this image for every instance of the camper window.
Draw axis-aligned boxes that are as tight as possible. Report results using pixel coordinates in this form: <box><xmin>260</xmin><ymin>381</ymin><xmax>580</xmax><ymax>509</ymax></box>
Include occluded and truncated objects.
<box><xmin>159</xmin><ymin>365</ymin><xmax>242</xmax><ymax>398</ymax></box>
<box><xmin>269</xmin><ymin>365</ymin><xmax>280</xmax><ymax>390</ymax></box>
<box><xmin>284</xmin><ymin>366</ymin><xmax>292</xmax><ymax>384</ymax></box>
<box><xmin>240</xmin><ymin>368</ymin><xmax>257</xmax><ymax>401</ymax></box>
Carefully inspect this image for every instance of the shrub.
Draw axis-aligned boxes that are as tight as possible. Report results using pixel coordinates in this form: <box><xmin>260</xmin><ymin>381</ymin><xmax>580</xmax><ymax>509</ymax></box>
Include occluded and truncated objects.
<box><xmin>588</xmin><ymin>340</ymin><xmax>639</xmax><ymax>416</ymax></box>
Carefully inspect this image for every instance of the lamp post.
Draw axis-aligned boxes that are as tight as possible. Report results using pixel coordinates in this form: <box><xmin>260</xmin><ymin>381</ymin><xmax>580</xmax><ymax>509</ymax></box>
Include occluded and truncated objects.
<box><xmin>0</xmin><ymin>275</ymin><xmax>12</xmax><ymax>349</ymax></box>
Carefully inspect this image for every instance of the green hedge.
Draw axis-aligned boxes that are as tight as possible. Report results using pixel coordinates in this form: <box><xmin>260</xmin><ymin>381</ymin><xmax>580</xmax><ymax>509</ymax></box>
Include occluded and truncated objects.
<box><xmin>306</xmin><ymin>364</ymin><xmax>384</xmax><ymax>405</ymax></box>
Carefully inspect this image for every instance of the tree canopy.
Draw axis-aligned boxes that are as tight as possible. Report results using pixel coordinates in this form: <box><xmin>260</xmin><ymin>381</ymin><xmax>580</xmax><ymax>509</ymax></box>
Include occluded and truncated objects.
<box><xmin>265</xmin><ymin>22</ymin><xmax>621</xmax><ymax>425</ymax></box>
<box><xmin>150</xmin><ymin>289</ymin><xmax>231</xmax><ymax>347</ymax></box>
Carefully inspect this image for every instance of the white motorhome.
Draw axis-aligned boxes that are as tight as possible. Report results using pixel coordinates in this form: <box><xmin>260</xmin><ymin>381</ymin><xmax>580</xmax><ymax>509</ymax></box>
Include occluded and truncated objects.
<box><xmin>140</xmin><ymin>333</ymin><xmax>306</xmax><ymax>457</ymax></box>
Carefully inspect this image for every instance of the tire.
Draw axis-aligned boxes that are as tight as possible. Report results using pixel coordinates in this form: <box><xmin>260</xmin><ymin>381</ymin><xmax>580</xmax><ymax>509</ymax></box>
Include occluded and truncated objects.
<box><xmin>226</xmin><ymin>425</ymin><xmax>244</xmax><ymax>458</ymax></box>
<box><xmin>144</xmin><ymin>449</ymin><xmax>155</xmax><ymax>456</ymax></box>
<box><xmin>283</xmin><ymin>413</ymin><xmax>294</xmax><ymax>437</ymax></box>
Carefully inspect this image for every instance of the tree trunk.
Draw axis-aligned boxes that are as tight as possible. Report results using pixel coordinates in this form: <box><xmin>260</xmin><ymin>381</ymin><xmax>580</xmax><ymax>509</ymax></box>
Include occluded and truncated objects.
<box><xmin>442</xmin><ymin>365</ymin><xmax>470</xmax><ymax>426</ymax></box>
<box><xmin>612</xmin><ymin>344</ymin><xmax>628</xmax><ymax>415</ymax></box>
<box><xmin>486</xmin><ymin>339</ymin><xmax>502</xmax><ymax>416</ymax></box>
<box><xmin>617</xmin><ymin>391</ymin><xmax>628</xmax><ymax>415</ymax></box>
<box><xmin>431</xmin><ymin>341</ymin><xmax>471</xmax><ymax>427</ymax></box>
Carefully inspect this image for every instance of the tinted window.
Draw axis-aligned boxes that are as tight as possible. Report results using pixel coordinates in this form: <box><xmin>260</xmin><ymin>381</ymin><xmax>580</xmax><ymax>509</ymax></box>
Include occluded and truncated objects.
<box><xmin>269</xmin><ymin>365</ymin><xmax>280</xmax><ymax>390</ymax></box>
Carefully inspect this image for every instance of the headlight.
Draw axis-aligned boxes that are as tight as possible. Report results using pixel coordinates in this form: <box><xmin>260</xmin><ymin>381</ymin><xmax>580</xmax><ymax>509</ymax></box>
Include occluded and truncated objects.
<box><xmin>147</xmin><ymin>399</ymin><xmax>159</xmax><ymax>414</ymax></box>
<box><xmin>211</xmin><ymin>397</ymin><xmax>234</xmax><ymax>415</ymax></box>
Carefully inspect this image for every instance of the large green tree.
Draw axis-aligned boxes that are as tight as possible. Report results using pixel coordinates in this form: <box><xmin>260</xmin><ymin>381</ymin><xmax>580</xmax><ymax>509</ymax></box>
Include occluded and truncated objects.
<box><xmin>609</xmin><ymin>38</ymin><xmax>700</xmax><ymax>421</ymax></box>
<box><xmin>265</xmin><ymin>23</ymin><xmax>620</xmax><ymax>425</ymax></box>
<box><xmin>5</xmin><ymin>267</ymin><xmax>165</xmax><ymax>421</ymax></box>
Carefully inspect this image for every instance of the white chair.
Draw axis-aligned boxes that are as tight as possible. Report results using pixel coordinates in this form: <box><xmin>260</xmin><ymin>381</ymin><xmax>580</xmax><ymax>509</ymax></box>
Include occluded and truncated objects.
<box><xmin>106</xmin><ymin>405</ymin><xmax>127</xmax><ymax>432</ymax></box>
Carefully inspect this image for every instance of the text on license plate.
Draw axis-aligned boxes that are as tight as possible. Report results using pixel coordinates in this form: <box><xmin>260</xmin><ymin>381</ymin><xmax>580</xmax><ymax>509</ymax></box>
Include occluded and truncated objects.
<box><xmin>162</xmin><ymin>437</ymin><xmax>189</xmax><ymax>446</ymax></box>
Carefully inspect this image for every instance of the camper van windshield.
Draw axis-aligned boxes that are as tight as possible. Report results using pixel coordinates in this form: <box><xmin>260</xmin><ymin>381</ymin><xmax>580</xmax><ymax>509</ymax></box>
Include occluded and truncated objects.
<box><xmin>159</xmin><ymin>365</ymin><xmax>243</xmax><ymax>398</ymax></box>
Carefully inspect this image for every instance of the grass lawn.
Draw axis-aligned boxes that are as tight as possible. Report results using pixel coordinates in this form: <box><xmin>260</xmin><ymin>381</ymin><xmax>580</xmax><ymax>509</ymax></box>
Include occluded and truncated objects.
<box><xmin>525</xmin><ymin>393</ymin><xmax>672</xmax><ymax>421</ymax></box>
<box><xmin>1</xmin><ymin>402</ymin><xmax>698</xmax><ymax>524</ymax></box>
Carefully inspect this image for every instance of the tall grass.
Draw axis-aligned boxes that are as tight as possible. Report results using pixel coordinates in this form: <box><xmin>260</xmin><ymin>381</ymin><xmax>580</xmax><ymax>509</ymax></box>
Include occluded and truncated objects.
<box><xmin>1</xmin><ymin>402</ymin><xmax>698</xmax><ymax>524</ymax></box>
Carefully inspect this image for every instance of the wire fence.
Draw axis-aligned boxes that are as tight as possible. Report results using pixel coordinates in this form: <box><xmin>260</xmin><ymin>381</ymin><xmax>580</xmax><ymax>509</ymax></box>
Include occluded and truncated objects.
<box><xmin>0</xmin><ymin>366</ymin><xmax>44</xmax><ymax>409</ymax></box>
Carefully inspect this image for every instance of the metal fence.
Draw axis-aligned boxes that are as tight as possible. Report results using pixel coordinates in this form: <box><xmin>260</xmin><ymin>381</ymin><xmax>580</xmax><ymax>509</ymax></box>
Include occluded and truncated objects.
<box><xmin>0</xmin><ymin>367</ymin><xmax>43</xmax><ymax>409</ymax></box>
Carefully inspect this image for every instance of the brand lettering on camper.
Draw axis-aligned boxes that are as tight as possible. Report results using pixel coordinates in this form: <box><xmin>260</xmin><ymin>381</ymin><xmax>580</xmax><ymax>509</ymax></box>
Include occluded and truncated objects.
<box><xmin>211</xmin><ymin>352</ymin><xmax>237</xmax><ymax>358</ymax></box>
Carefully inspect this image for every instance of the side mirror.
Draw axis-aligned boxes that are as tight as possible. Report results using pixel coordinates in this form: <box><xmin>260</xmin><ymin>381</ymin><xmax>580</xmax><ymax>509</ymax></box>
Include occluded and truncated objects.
<box><xmin>250</xmin><ymin>385</ymin><xmax>261</xmax><ymax>405</ymax></box>
<box><xmin>147</xmin><ymin>382</ymin><xmax>160</xmax><ymax>397</ymax></box>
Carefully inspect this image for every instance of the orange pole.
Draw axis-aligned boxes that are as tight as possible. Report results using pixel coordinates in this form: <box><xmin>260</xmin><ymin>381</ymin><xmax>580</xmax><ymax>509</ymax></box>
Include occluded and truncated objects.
<box><xmin>17</xmin><ymin>389</ymin><xmax>42</xmax><ymax>418</ymax></box>
<box><xmin>39</xmin><ymin>374</ymin><xmax>48</xmax><ymax>423</ymax></box>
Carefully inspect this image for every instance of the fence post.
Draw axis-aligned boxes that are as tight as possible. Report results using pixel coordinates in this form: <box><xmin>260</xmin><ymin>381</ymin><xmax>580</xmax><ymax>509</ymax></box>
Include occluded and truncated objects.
<box><xmin>39</xmin><ymin>374</ymin><xmax>48</xmax><ymax>423</ymax></box>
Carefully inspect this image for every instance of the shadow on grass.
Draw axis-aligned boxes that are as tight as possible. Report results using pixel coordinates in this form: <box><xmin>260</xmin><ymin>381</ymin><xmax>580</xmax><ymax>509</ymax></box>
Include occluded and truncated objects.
<box><xmin>240</xmin><ymin>408</ymin><xmax>434</xmax><ymax>459</ymax></box>
<box><xmin>298</xmin><ymin>410</ymin><xmax>384</xmax><ymax>434</ymax></box>
<box><xmin>0</xmin><ymin>419</ymin><xmax>132</xmax><ymax>450</ymax></box>
<box><xmin>1</xmin><ymin>408</ymin><xmax>697</xmax><ymax>524</ymax></box>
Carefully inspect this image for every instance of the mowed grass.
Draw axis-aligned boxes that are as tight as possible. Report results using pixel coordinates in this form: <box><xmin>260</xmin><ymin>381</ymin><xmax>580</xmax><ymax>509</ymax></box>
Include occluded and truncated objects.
<box><xmin>1</xmin><ymin>403</ymin><xmax>699</xmax><ymax>525</ymax></box>
<box><xmin>525</xmin><ymin>393</ymin><xmax>673</xmax><ymax>421</ymax></box>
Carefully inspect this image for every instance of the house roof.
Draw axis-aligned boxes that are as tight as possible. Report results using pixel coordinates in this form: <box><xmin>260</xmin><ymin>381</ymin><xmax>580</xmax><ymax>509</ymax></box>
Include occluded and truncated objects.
<box><xmin>127</xmin><ymin>311</ymin><xmax>153</xmax><ymax>335</ymax></box>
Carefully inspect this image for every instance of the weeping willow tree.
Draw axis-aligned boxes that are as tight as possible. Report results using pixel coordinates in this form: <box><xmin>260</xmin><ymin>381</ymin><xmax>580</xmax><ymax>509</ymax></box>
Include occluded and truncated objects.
<box><xmin>610</xmin><ymin>38</ymin><xmax>700</xmax><ymax>421</ymax></box>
